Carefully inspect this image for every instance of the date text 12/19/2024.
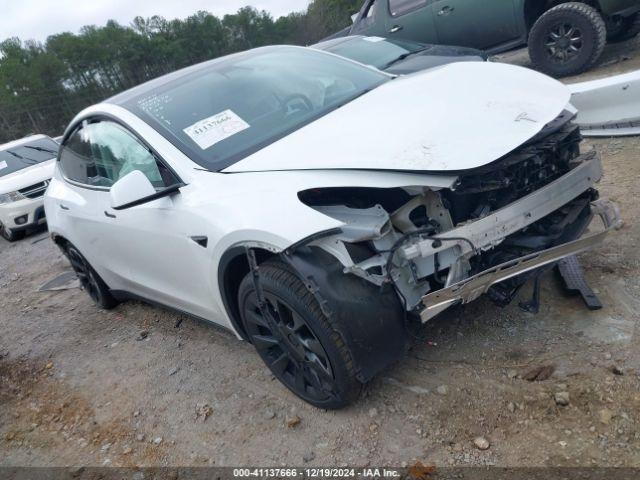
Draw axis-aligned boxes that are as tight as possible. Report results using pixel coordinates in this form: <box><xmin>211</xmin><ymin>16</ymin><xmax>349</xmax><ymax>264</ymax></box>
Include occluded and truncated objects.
<box><xmin>233</xmin><ymin>468</ymin><xmax>404</xmax><ymax>478</ymax></box>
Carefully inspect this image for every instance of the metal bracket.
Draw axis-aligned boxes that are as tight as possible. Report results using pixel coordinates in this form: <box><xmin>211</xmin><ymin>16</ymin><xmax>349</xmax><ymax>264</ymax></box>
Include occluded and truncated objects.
<box><xmin>420</xmin><ymin>199</ymin><xmax>621</xmax><ymax>322</ymax></box>
<box><xmin>403</xmin><ymin>153</ymin><xmax>603</xmax><ymax>263</ymax></box>
<box><xmin>519</xmin><ymin>271</ymin><xmax>543</xmax><ymax>314</ymax></box>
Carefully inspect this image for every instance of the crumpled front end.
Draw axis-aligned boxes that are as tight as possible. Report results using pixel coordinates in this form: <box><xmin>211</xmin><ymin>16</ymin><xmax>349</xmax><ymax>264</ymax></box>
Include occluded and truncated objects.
<box><xmin>419</xmin><ymin>198</ymin><xmax>620</xmax><ymax>320</ymax></box>
<box><xmin>297</xmin><ymin>120</ymin><xmax>622</xmax><ymax>321</ymax></box>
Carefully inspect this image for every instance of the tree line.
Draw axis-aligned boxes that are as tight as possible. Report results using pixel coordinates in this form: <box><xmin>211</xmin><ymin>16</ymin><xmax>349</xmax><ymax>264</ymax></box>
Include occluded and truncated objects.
<box><xmin>0</xmin><ymin>0</ymin><xmax>361</xmax><ymax>143</ymax></box>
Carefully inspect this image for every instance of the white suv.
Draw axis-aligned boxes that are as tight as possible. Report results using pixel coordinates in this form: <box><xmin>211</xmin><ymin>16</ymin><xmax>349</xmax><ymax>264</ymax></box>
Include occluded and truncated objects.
<box><xmin>0</xmin><ymin>135</ymin><xmax>58</xmax><ymax>241</ymax></box>
<box><xmin>45</xmin><ymin>47</ymin><xmax>619</xmax><ymax>408</ymax></box>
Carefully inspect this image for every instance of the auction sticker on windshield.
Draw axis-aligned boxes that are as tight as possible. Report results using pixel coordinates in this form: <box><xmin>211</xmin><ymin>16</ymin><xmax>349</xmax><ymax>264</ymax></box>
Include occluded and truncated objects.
<box><xmin>0</xmin><ymin>160</ymin><xmax>7</xmax><ymax>170</ymax></box>
<box><xmin>184</xmin><ymin>110</ymin><xmax>250</xmax><ymax>150</ymax></box>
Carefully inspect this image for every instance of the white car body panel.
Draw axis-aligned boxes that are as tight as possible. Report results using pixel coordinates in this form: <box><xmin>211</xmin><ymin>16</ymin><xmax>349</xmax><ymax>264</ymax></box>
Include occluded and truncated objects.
<box><xmin>224</xmin><ymin>62</ymin><xmax>570</xmax><ymax>173</ymax></box>
<box><xmin>0</xmin><ymin>192</ymin><xmax>50</xmax><ymax>230</ymax></box>
<box><xmin>44</xmin><ymin>57</ymin><xmax>607</xmax><ymax>341</ymax></box>
<box><xmin>1</xmin><ymin>135</ymin><xmax>56</xmax><ymax>230</ymax></box>
<box><xmin>570</xmin><ymin>69</ymin><xmax>640</xmax><ymax>137</ymax></box>
<box><xmin>46</xmin><ymin>130</ymin><xmax>458</xmax><ymax>332</ymax></box>
<box><xmin>0</xmin><ymin>159</ymin><xmax>55</xmax><ymax>196</ymax></box>
<box><xmin>43</xmin><ymin>46</ymin><xmax>622</xmax><ymax>405</ymax></box>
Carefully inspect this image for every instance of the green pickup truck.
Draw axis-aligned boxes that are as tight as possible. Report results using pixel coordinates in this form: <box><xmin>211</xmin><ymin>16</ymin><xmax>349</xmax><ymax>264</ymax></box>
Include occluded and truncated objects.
<box><xmin>347</xmin><ymin>0</ymin><xmax>640</xmax><ymax>76</ymax></box>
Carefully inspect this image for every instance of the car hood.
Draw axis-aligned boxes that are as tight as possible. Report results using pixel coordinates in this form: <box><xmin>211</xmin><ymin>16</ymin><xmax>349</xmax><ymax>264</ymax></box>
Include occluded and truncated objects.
<box><xmin>0</xmin><ymin>159</ymin><xmax>56</xmax><ymax>195</ymax></box>
<box><xmin>223</xmin><ymin>62</ymin><xmax>570</xmax><ymax>173</ymax></box>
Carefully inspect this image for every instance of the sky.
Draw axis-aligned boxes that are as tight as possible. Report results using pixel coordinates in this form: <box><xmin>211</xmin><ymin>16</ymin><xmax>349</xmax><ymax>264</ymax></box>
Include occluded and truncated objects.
<box><xmin>1</xmin><ymin>0</ymin><xmax>309</xmax><ymax>42</ymax></box>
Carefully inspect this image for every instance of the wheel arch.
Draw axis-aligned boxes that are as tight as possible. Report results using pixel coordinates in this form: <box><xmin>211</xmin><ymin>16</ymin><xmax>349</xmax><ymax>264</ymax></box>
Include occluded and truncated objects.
<box><xmin>51</xmin><ymin>232</ymin><xmax>70</xmax><ymax>250</ymax></box>
<box><xmin>524</xmin><ymin>0</ymin><xmax>602</xmax><ymax>30</ymax></box>
<box><xmin>217</xmin><ymin>245</ymin><xmax>277</xmax><ymax>341</ymax></box>
<box><xmin>217</xmin><ymin>241</ymin><xmax>408</xmax><ymax>383</ymax></box>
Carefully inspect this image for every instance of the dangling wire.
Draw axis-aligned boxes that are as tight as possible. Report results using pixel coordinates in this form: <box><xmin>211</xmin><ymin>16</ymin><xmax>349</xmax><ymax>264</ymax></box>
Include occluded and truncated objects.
<box><xmin>383</xmin><ymin>229</ymin><xmax>478</xmax><ymax>340</ymax></box>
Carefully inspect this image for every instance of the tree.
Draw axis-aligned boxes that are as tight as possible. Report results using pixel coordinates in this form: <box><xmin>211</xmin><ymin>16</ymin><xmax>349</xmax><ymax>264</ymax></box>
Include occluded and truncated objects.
<box><xmin>0</xmin><ymin>0</ymin><xmax>362</xmax><ymax>142</ymax></box>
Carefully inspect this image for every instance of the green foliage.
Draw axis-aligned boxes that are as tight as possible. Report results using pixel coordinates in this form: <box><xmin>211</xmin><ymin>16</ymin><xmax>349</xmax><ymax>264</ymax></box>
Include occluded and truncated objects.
<box><xmin>0</xmin><ymin>0</ymin><xmax>361</xmax><ymax>142</ymax></box>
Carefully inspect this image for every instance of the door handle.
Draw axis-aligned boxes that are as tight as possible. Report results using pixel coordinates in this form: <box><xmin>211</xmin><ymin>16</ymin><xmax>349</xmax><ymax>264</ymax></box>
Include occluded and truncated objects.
<box><xmin>389</xmin><ymin>25</ymin><xmax>403</xmax><ymax>33</ymax></box>
<box><xmin>59</xmin><ymin>204</ymin><xmax>70</xmax><ymax>211</ymax></box>
<box><xmin>104</xmin><ymin>211</ymin><xmax>116</xmax><ymax>219</ymax></box>
<box><xmin>438</xmin><ymin>5</ymin><xmax>455</xmax><ymax>16</ymax></box>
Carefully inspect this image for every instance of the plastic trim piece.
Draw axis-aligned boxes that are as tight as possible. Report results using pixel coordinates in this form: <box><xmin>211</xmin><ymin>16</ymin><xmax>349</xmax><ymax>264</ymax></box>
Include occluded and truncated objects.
<box><xmin>570</xmin><ymin>69</ymin><xmax>640</xmax><ymax>137</ymax></box>
<box><xmin>111</xmin><ymin>183</ymin><xmax>184</xmax><ymax>210</ymax></box>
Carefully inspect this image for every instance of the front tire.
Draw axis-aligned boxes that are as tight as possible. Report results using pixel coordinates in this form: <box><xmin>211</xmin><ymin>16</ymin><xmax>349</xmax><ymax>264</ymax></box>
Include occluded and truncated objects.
<box><xmin>238</xmin><ymin>260</ymin><xmax>361</xmax><ymax>409</ymax></box>
<box><xmin>529</xmin><ymin>2</ymin><xmax>606</xmax><ymax>77</ymax></box>
<box><xmin>64</xmin><ymin>244</ymin><xmax>119</xmax><ymax>310</ymax></box>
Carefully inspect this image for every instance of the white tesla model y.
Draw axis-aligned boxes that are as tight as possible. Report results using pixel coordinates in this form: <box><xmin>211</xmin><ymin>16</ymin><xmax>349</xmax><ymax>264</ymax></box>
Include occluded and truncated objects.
<box><xmin>45</xmin><ymin>46</ymin><xmax>620</xmax><ymax>408</ymax></box>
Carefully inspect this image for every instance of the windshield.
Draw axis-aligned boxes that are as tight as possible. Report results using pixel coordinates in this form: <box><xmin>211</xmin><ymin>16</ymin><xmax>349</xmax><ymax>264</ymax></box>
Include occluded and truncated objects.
<box><xmin>122</xmin><ymin>46</ymin><xmax>389</xmax><ymax>171</ymax></box>
<box><xmin>0</xmin><ymin>137</ymin><xmax>58</xmax><ymax>178</ymax></box>
<box><xmin>314</xmin><ymin>37</ymin><xmax>426</xmax><ymax>70</ymax></box>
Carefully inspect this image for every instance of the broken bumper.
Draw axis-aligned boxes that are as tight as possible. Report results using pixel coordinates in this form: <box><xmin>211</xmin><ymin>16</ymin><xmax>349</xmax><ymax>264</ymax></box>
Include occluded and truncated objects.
<box><xmin>420</xmin><ymin>198</ymin><xmax>622</xmax><ymax>322</ymax></box>
<box><xmin>403</xmin><ymin>151</ymin><xmax>604</xmax><ymax>263</ymax></box>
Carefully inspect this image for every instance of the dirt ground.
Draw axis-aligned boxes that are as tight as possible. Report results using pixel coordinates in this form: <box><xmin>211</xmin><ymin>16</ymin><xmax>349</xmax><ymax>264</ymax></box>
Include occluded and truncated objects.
<box><xmin>1</xmin><ymin>36</ymin><xmax>639</xmax><ymax>469</ymax></box>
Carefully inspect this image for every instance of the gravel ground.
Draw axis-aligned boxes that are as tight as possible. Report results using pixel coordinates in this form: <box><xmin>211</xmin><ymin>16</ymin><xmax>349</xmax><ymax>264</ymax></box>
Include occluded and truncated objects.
<box><xmin>1</xmin><ymin>37</ymin><xmax>639</xmax><ymax>468</ymax></box>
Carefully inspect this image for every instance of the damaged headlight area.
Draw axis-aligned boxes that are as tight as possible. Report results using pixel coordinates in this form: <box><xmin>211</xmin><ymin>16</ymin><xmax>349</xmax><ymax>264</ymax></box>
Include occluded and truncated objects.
<box><xmin>0</xmin><ymin>191</ymin><xmax>27</xmax><ymax>205</ymax></box>
<box><xmin>297</xmin><ymin>124</ymin><xmax>622</xmax><ymax>321</ymax></box>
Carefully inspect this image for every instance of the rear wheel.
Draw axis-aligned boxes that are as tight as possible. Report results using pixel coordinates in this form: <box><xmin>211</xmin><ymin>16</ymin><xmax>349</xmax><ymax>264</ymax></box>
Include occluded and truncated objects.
<box><xmin>529</xmin><ymin>2</ymin><xmax>606</xmax><ymax>77</ymax></box>
<box><xmin>0</xmin><ymin>224</ymin><xmax>25</xmax><ymax>242</ymax></box>
<box><xmin>65</xmin><ymin>244</ymin><xmax>119</xmax><ymax>309</ymax></box>
<box><xmin>606</xmin><ymin>13</ymin><xmax>640</xmax><ymax>42</ymax></box>
<box><xmin>238</xmin><ymin>260</ymin><xmax>361</xmax><ymax>409</ymax></box>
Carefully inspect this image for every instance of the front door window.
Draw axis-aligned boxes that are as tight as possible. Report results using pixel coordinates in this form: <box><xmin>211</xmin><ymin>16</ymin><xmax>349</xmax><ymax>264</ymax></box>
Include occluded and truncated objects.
<box><xmin>59</xmin><ymin>121</ymin><xmax>173</xmax><ymax>189</ymax></box>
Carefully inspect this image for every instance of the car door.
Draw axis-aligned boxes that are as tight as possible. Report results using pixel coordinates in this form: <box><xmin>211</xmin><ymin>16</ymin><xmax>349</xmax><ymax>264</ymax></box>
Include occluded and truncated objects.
<box><xmin>59</xmin><ymin>119</ymin><xmax>222</xmax><ymax>320</ymax></box>
<box><xmin>56</xmin><ymin>120</ymin><xmax>135</xmax><ymax>290</ymax></box>
<box><xmin>429</xmin><ymin>0</ymin><xmax>519</xmax><ymax>49</ymax></box>
<box><xmin>385</xmin><ymin>0</ymin><xmax>439</xmax><ymax>43</ymax></box>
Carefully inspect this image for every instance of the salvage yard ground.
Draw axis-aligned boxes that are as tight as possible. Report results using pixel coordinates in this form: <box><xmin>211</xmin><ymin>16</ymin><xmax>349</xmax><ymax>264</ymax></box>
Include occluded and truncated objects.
<box><xmin>2</xmin><ymin>37</ymin><xmax>640</xmax><ymax>468</ymax></box>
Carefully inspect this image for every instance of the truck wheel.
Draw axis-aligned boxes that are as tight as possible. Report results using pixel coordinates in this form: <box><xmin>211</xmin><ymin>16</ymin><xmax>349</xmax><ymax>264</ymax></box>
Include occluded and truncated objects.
<box><xmin>238</xmin><ymin>259</ymin><xmax>361</xmax><ymax>409</ymax></box>
<box><xmin>606</xmin><ymin>13</ymin><xmax>640</xmax><ymax>42</ymax></box>
<box><xmin>65</xmin><ymin>244</ymin><xmax>119</xmax><ymax>310</ymax></box>
<box><xmin>0</xmin><ymin>224</ymin><xmax>25</xmax><ymax>242</ymax></box>
<box><xmin>529</xmin><ymin>2</ymin><xmax>606</xmax><ymax>77</ymax></box>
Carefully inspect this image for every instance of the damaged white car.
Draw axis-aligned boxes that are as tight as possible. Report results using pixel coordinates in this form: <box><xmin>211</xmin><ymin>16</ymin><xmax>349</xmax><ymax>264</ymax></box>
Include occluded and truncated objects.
<box><xmin>45</xmin><ymin>46</ymin><xmax>621</xmax><ymax>408</ymax></box>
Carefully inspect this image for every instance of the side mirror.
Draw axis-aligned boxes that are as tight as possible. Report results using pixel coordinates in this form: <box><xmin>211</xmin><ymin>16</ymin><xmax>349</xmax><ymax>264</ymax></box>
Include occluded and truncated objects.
<box><xmin>110</xmin><ymin>170</ymin><xmax>182</xmax><ymax>210</ymax></box>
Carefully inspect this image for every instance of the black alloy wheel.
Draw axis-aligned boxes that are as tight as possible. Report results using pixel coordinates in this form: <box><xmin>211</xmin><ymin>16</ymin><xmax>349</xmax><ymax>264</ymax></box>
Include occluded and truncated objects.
<box><xmin>67</xmin><ymin>246</ymin><xmax>101</xmax><ymax>303</ymax></box>
<box><xmin>529</xmin><ymin>2</ymin><xmax>606</xmax><ymax>77</ymax></box>
<box><xmin>238</xmin><ymin>260</ymin><xmax>361</xmax><ymax>409</ymax></box>
<box><xmin>545</xmin><ymin>23</ymin><xmax>584</xmax><ymax>62</ymax></box>
<box><xmin>65</xmin><ymin>244</ymin><xmax>119</xmax><ymax>309</ymax></box>
<box><xmin>243</xmin><ymin>290</ymin><xmax>336</xmax><ymax>403</ymax></box>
